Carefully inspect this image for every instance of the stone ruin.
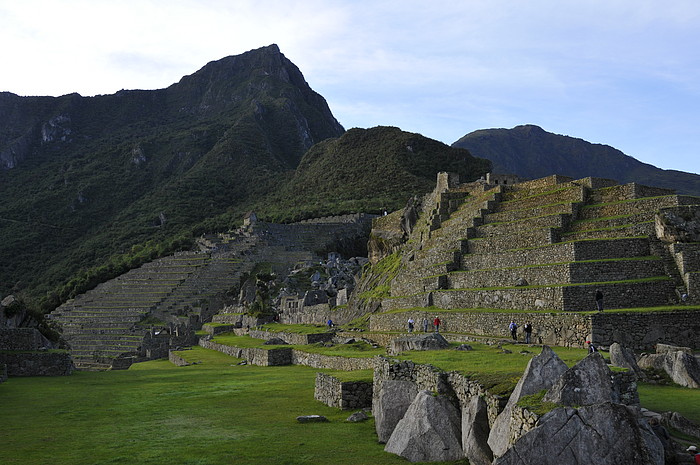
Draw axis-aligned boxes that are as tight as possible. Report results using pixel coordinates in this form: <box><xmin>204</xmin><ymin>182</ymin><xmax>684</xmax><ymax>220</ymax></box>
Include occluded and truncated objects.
<box><xmin>372</xmin><ymin>345</ymin><xmax>697</xmax><ymax>464</ymax></box>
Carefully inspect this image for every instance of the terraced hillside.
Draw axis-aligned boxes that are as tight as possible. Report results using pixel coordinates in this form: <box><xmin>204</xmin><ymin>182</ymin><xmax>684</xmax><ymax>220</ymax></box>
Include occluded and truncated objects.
<box><xmin>373</xmin><ymin>173</ymin><xmax>700</xmax><ymax>349</ymax></box>
<box><xmin>49</xmin><ymin>214</ymin><xmax>374</xmax><ymax>370</ymax></box>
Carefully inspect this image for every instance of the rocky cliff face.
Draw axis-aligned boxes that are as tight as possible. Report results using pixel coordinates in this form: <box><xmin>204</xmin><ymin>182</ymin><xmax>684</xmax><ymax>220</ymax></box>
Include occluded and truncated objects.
<box><xmin>0</xmin><ymin>45</ymin><xmax>345</xmax><ymax>300</ymax></box>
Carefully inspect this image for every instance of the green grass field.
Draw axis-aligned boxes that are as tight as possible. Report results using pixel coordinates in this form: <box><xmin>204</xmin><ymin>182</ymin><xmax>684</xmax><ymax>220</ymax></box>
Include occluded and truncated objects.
<box><xmin>2</xmin><ymin>343</ymin><xmax>699</xmax><ymax>465</ymax></box>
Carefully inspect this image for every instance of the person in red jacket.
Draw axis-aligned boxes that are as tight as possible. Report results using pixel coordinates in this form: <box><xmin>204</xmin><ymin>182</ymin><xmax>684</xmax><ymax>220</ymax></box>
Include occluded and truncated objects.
<box><xmin>433</xmin><ymin>316</ymin><xmax>441</xmax><ymax>333</ymax></box>
<box><xmin>687</xmin><ymin>445</ymin><xmax>700</xmax><ymax>464</ymax></box>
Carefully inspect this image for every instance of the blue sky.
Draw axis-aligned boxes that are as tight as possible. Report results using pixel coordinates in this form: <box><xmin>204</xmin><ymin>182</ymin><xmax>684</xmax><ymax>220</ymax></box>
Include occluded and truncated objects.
<box><xmin>1</xmin><ymin>0</ymin><xmax>699</xmax><ymax>175</ymax></box>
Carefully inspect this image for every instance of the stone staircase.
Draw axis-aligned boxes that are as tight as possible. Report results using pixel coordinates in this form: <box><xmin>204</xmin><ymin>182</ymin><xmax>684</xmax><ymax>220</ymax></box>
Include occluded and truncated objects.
<box><xmin>383</xmin><ymin>175</ymin><xmax>700</xmax><ymax>313</ymax></box>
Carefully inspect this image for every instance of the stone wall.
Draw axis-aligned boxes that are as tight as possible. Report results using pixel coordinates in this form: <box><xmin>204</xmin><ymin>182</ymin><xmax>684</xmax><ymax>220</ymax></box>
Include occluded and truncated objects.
<box><xmin>314</xmin><ymin>372</ymin><xmax>373</xmax><ymax>409</ymax></box>
<box><xmin>0</xmin><ymin>328</ymin><xmax>52</xmax><ymax>351</ymax></box>
<box><xmin>370</xmin><ymin>311</ymin><xmax>592</xmax><ymax>347</ymax></box>
<box><xmin>373</xmin><ymin>357</ymin><xmax>507</xmax><ymax>426</ymax></box>
<box><xmin>169</xmin><ymin>350</ymin><xmax>190</xmax><ymax>366</ymax></box>
<box><xmin>291</xmin><ymin>350</ymin><xmax>374</xmax><ymax>370</ymax></box>
<box><xmin>198</xmin><ymin>339</ymin><xmax>292</xmax><ymax>366</ymax></box>
<box><xmin>590</xmin><ymin>310</ymin><xmax>700</xmax><ymax>351</ymax></box>
<box><xmin>0</xmin><ymin>351</ymin><xmax>74</xmax><ymax>376</ymax></box>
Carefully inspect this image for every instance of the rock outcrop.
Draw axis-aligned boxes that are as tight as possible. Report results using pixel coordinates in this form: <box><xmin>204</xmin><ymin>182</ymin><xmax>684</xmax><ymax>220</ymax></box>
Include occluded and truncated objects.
<box><xmin>461</xmin><ymin>394</ymin><xmax>494</xmax><ymax>465</ymax></box>
<box><xmin>494</xmin><ymin>403</ymin><xmax>663</xmax><ymax>465</ymax></box>
<box><xmin>387</xmin><ymin>332</ymin><xmax>450</xmax><ymax>355</ymax></box>
<box><xmin>488</xmin><ymin>346</ymin><xmax>568</xmax><ymax>457</ymax></box>
<box><xmin>610</xmin><ymin>342</ymin><xmax>645</xmax><ymax>378</ymax></box>
<box><xmin>384</xmin><ymin>390</ymin><xmax>463</xmax><ymax>462</ymax></box>
<box><xmin>373</xmin><ymin>380</ymin><xmax>419</xmax><ymax>443</ymax></box>
<box><xmin>543</xmin><ymin>352</ymin><xmax>619</xmax><ymax>406</ymax></box>
<box><xmin>638</xmin><ymin>349</ymin><xmax>700</xmax><ymax>389</ymax></box>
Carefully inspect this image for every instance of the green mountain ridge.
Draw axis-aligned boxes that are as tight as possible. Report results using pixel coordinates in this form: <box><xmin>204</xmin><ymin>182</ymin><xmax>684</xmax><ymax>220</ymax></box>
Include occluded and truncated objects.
<box><xmin>0</xmin><ymin>46</ymin><xmax>491</xmax><ymax>310</ymax></box>
<box><xmin>452</xmin><ymin>124</ymin><xmax>700</xmax><ymax>196</ymax></box>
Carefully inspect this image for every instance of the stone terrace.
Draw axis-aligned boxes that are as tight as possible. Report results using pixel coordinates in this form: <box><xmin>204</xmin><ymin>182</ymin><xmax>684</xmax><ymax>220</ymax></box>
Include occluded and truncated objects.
<box><xmin>50</xmin><ymin>214</ymin><xmax>375</xmax><ymax>370</ymax></box>
<box><xmin>383</xmin><ymin>174</ymin><xmax>700</xmax><ymax>314</ymax></box>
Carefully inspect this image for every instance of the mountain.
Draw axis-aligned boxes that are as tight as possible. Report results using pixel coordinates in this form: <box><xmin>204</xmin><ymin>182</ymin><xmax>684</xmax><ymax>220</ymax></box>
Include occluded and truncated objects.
<box><xmin>256</xmin><ymin>126</ymin><xmax>492</xmax><ymax>222</ymax></box>
<box><xmin>0</xmin><ymin>46</ymin><xmax>492</xmax><ymax>309</ymax></box>
<box><xmin>0</xmin><ymin>44</ymin><xmax>344</xmax><ymax>304</ymax></box>
<box><xmin>452</xmin><ymin>124</ymin><xmax>700</xmax><ymax>197</ymax></box>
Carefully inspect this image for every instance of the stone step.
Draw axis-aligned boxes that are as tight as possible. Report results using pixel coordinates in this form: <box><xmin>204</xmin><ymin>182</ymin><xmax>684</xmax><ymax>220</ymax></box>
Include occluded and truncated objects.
<box><xmin>460</xmin><ymin>237</ymin><xmax>652</xmax><ymax>270</ymax></box>
<box><xmin>474</xmin><ymin>213</ymin><xmax>571</xmax><ymax>238</ymax></box>
<box><xmin>561</xmin><ymin>222</ymin><xmax>656</xmax><ymax>242</ymax></box>
<box><xmin>383</xmin><ymin>279</ymin><xmax>675</xmax><ymax>312</ymax></box>
<box><xmin>447</xmin><ymin>257</ymin><xmax>665</xmax><ymax>288</ymax></box>
<box><xmin>492</xmin><ymin>185</ymin><xmax>586</xmax><ymax>214</ymax></box>
<box><xmin>466</xmin><ymin>228</ymin><xmax>559</xmax><ymax>254</ymax></box>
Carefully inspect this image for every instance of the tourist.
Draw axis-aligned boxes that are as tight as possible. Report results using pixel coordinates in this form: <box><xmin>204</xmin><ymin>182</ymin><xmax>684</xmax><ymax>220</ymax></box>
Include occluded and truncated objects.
<box><xmin>407</xmin><ymin>317</ymin><xmax>414</xmax><ymax>333</ymax></box>
<box><xmin>327</xmin><ymin>318</ymin><xmax>333</xmax><ymax>329</ymax></box>
<box><xmin>586</xmin><ymin>340</ymin><xmax>597</xmax><ymax>354</ymax></box>
<box><xmin>523</xmin><ymin>321</ymin><xmax>533</xmax><ymax>344</ymax></box>
<box><xmin>433</xmin><ymin>316</ymin><xmax>441</xmax><ymax>333</ymax></box>
<box><xmin>422</xmin><ymin>317</ymin><xmax>429</xmax><ymax>332</ymax></box>
<box><xmin>687</xmin><ymin>445</ymin><xmax>700</xmax><ymax>465</ymax></box>
<box><xmin>509</xmin><ymin>321</ymin><xmax>518</xmax><ymax>341</ymax></box>
<box><xmin>595</xmin><ymin>289</ymin><xmax>604</xmax><ymax>311</ymax></box>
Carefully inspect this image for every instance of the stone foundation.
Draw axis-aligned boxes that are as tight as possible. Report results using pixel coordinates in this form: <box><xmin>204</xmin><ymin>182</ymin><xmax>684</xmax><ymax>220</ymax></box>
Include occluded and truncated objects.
<box><xmin>0</xmin><ymin>351</ymin><xmax>74</xmax><ymax>376</ymax></box>
<box><xmin>314</xmin><ymin>372</ymin><xmax>373</xmax><ymax>409</ymax></box>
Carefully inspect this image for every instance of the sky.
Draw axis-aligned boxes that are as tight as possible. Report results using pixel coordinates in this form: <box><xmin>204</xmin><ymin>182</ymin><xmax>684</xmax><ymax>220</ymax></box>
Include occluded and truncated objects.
<box><xmin>1</xmin><ymin>0</ymin><xmax>699</xmax><ymax>175</ymax></box>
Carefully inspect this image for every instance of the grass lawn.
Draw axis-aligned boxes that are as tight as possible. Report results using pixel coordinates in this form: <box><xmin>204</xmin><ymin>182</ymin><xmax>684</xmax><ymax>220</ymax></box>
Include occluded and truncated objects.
<box><xmin>1</xmin><ymin>347</ymin><xmax>462</xmax><ymax>465</ymax></box>
<box><xmin>637</xmin><ymin>383</ymin><xmax>700</xmax><ymax>424</ymax></box>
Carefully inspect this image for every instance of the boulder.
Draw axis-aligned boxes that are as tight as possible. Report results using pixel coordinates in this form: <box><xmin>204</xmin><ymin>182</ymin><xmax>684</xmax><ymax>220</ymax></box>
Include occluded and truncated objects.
<box><xmin>462</xmin><ymin>395</ymin><xmax>494</xmax><ymax>465</ymax></box>
<box><xmin>346</xmin><ymin>411</ymin><xmax>369</xmax><ymax>422</ymax></box>
<box><xmin>387</xmin><ymin>332</ymin><xmax>450</xmax><ymax>355</ymax></box>
<box><xmin>263</xmin><ymin>337</ymin><xmax>288</xmax><ymax>345</ymax></box>
<box><xmin>609</xmin><ymin>342</ymin><xmax>645</xmax><ymax>378</ymax></box>
<box><xmin>296</xmin><ymin>415</ymin><xmax>328</xmax><ymax>423</ymax></box>
<box><xmin>543</xmin><ymin>352</ymin><xmax>618</xmax><ymax>406</ymax></box>
<box><xmin>655</xmin><ymin>207</ymin><xmax>700</xmax><ymax>243</ymax></box>
<box><xmin>373</xmin><ymin>380</ymin><xmax>419</xmax><ymax>443</ymax></box>
<box><xmin>384</xmin><ymin>390</ymin><xmax>463</xmax><ymax>462</ymax></box>
<box><xmin>637</xmin><ymin>350</ymin><xmax>700</xmax><ymax>389</ymax></box>
<box><xmin>494</xmin><ymin>403</ymin><xmax>663</xmax><ymax>465</ymax></box>
<box><xmin>656</xmin><ymin>343</ymin><xmax>693</xmax><ymax>355</ymax></box>
<box><xmin>488</xmin><ymin>346</ymin><xmax>569</xmax><ymax>457</ymax></box>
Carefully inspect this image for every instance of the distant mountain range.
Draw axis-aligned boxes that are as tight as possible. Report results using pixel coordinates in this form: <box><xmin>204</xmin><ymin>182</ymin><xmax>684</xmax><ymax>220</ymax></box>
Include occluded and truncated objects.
<box><xmin>453</xmin><ymin>124</ymin><xmax>700</xmax><ymax>197</ymax></box>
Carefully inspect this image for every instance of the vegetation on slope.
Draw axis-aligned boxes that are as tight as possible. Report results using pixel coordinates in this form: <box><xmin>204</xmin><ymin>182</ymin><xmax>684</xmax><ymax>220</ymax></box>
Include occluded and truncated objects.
<box><xmin>453</xmin><ymin>124</ymin><xmax>700</xmax><ymax>196</ymax></box>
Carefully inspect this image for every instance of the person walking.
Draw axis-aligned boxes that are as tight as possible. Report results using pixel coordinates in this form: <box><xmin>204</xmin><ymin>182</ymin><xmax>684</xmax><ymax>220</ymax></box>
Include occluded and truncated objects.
<box><xmin>523</xmin><ymin>321</ymin><xmax>533</xmax><ymax>344</ymax></box>
<box><xmin>422</xmin><ymin>317</ymin><xmax>429</xmax><ymax>332</ymax></box>
<box><xmin>509</xmin><ymin>321</ymin><xmax>518</xmax><ymax>341</ymax></box>
<box><xmin>407</xmin><ymin>318</ymin><xmax>415</xmax><ymax>333</ymax></box>
<box><xmin>433</xmin><ymin>316</ymin><xmax>441</xmax><ymax>333</ymax></box>
<box><xmin>595</xmin><ymin>289</ymin><xmax>604</xmax><ymax>312</ymax></box>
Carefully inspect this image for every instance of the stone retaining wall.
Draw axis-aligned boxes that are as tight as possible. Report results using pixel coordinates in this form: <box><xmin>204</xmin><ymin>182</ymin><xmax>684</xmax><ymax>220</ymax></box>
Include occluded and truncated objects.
<box><xmin>370</xmin><ymin>311</ymin><xmax>592</xmax><ymax>347</ymax></box>
<box><xmin>590</xmin><ymin>310</ymin><xmax>700</xmax><ymax>351</ymax></box>
<box><xmin>0</xmin><ymin>328</ymin><xmax>52</xmax><ymax>351</ymax></box>
<box><xmin>0</xmin><ymin>351</ymin><xmax>74</xmax><ymax>376</ymax></box>
<box><xmin>198</xmin><ymin>339</ymin><xmax>292</xmax><ymax>366</ymax></box>
<box><xmin>314</xmin><ymin>372</ymin><xmax>373</xmax><ymax>409</ymax></box>
<box><xmin>244</xmin><ymin>329</ymin><xmax>334</xmax><ymax>345</ymax></box>
<box><xmin>291</xmin><ymin>350</ymin><xmax>374</xmax><ymax>370</ymax></box>
<box><xmin>169</xmin><ymin>350</ymin><xmax>190</xmax><ymax>366</ymax></box>
<box><xmin>374</xmin><ymin>357</ymin><xmax>507</xmax><ymax>426</ymax></box>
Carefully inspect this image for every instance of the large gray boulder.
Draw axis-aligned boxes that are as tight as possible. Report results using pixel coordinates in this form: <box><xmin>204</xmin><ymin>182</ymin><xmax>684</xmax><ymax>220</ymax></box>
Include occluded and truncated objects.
<box><xmin>373</xmin><ymin>380</ymin><xmax>419</xmax><ymax>443</ymax></box>
<box><xmin>462</xmin><ymin>395</ymin><xmax>494</xmax><ymax>465</ymax></box>
<box><xmin>638</xmin><ymin>350</ymin><xmax>700</xmax><ymax>389</ymax></box>
<box><xmin>543</xmin><ymin>352</ymin><xmax>618</xmax><ymax>406</ymax></box>
<box><xmin>494</xmin><ymin>403</ymin><xmax>663</xmax><ymax>465</ymax></box>
<box><xmin>384</xmin><ymin>390</ymin><xmax>463</xmax><ymax>462</ymax></box>
<box><xmin>488</xmin><ymin>346</ymin><xmax>568</xmax><ymax>457</ymax></box>
<box><xmin>609</xmin><ymin>342</ymin><xmax>644</xmax><ymax>378</ymax></box>
<box><xmin>387</xmin><ymin>332</ymin><xmax>450</xmax><ymax>355</ymax></box>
